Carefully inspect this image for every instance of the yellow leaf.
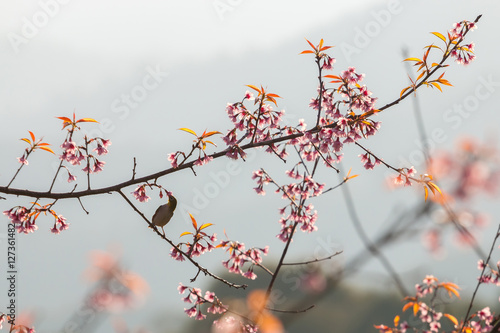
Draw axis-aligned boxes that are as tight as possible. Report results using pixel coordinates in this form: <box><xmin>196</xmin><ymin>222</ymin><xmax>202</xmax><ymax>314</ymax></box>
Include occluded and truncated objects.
<box><xmin>424</xmin><ymin>187</ymin><xmax>429</xmax><ymax>201</ymax></box>
<box><xmin>431</xmin><ymin>31</ymin><xmax>447</xmax><ymax>43</ymax></box>
<box><xmin>394</xmin><ymin>315</ymin><xmax>400</xmax><ymax>327</ymax></box>
<box><xmin>403</xmin><ymin>57</ymin><xmax>422</xmax><ymax>63</ymax></box>
<box><xmin>202</xmin><ymin>131</ymin><xmax>222</xmax><ymax>138</ymax></box>
<box><xmin>39</xmin><ymin>146</ymin><xmax>55</xmax><ymax>154</ymax></box>
<box><xmin>400</xmin><ymin>86</ymin><xmax>411</xmax><ymax>98</ymax></box>
<box><xmin>204</xmin><ymin>140</ymin><xmax>217</xmax><ymax>147</ymax></box>
<box><xmin>179</xmin><ymin>231</ymin><xmax>192</xmax><ymax>237</ymax></box>
<box><xmin>413</xmin><ymin>302</ymin><xmax>420</xmax><ymax>316</ymax></box>
<box><xmin>76</xmin><ymin>118</ymin><xmax>99</xmax><ymax>124</ymax></box>
<box><xmin>402</xmin><ymin>302</ymin><xmax>413</xmax><ymax>313</ymax></box>
<box><xmin>189</xmin><ymin>213</ymin><xmax>198</xmax><ymax>229</ymax></box>
<box><xmin>21</xmin><ymin>138</ymin><xmax>31</xmax><ymax>144</ymax></box>
<box><xmin>199</xmin><ymin>223</ymin><xmax>213</xmax><ymax>230</ymax></box>
<box><xmin>430</xmin><ymin>82</ymin><xmax>443</xmax><ymax>92</ymax></box>
<box><xmin>444</xmin><ymin>313</ymin><xmax>458</xmax><ymax>326</ymax></box>
<box><xmin>178</xmin><ymin>128</ymin><xmax>198</xmax><ymax>136</ymax></box>
<box><xmin>305</xmin><ymin>38</ymin><xmax>316</xmax><ymax>50</ymax></box>
<box><xmin>246</xmin><ymin>84</ymin><xmax>262</xmax><ymax>94</ymax></box>
<box><xmin>266</xmin><ymin>93</ymin><xmax>281</xmax><ymax>98</ymax></box>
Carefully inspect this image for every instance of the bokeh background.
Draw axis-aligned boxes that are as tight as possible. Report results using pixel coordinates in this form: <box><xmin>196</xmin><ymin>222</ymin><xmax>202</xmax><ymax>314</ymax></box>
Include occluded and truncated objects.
<box><xmin>1</xmin><ymin>1</ymin><xmax>499</xmax><ymax>332</ymax></box>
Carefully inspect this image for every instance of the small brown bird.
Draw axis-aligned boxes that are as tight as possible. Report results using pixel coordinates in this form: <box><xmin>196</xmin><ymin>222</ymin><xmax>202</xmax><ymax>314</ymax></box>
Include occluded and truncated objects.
<box><xmin>152</xmin><ymin>194</ymin><xmax>177</xmax><ymax>235</ymax></box>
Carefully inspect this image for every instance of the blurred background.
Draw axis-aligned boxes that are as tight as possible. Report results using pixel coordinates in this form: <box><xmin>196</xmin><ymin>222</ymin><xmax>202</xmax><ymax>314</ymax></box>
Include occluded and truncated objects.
<box><xmin>1</xmin><ymin>0</ymin><xmax>499</xmax><ymax>332</ymax></box>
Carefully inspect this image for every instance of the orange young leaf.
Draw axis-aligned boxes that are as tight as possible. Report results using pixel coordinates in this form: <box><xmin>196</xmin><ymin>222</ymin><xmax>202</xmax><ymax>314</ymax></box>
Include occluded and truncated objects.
<box><xmin>394</xmin><ymin>315</ymin><xmax>400</xmax><ymax>327</ymax></box>
<box><xmin>439</xmin><ymin>78</ymin><xmax>453</xmax><ymax>86</ymax></box>
<box><xmin>402</xmin><ymin>302</ymin><xmax>414</xmax><ymax>313</ymax></box>
<box><xmin>424</xmin><ymin>186</ymin><xmax>429</xmax><ymax>201</ymax></box>
<box><xmin>203</xmin><ymin>140</ymin><xmax>217</xmax><ymax>147</ymax></box>
<box><xmin>76</xmin><ymin>118</ymin><xmax>99</xmax><ymax>124</ymax></box>
<box><xmin>21</xmin><ymin>138</ymin><xmax>31</xmax><ymax>145</ymax></box>
<box><xmin>428</xmin><ymin>182</ymin><xmax>442</xmax><ymax>197</ymax></box>
<box><xmin>440</xmin><ymin>282</ymin><xmax>460</xmax><ymax>298</ymax></box>
<box><xmin>202</xmin><ymin>130</ymin><xmax>222</xmax><ymax>138</ymax></box>
<box><xmin>423</xmin><ymin>46</ymin><xmax>431</xmax><ymax>62</ymax></box>
<box><xmin>38</xmin><ymin>146</ymin><xmax>55</xmax><ymax>154</ymax></box>
<box><xmin>318</xmin><ymin>38</ymin><xmax>324</xmax><ymax>49</ymax></box>
<box><xmin>305</xmin><ymin>38</ymin><xmax>316</xmax><ymax>50</ymax></box>
<box><xmin>246</xmin><ymin>84</ymin><xmax>262</xmax><ymax>94</ymax></box>
<box><xmin>266</xmin><ymin>96</ymin><xmax>278</xmax><ymax>106</ymax></box>
<box><xmin>444</xmin><ymin>313</ymin><xmax>458</xmax><ymax>326</ymax></box>
<box><xmin>413</xmin><ymin>302</ymin><xmax>420</xmax><ymax>316</ymax></box>
<box><xmin>430</xmin><ymin>82</ymin><xmax>443</xmax><ymax>92</ymax></box>
<box><xmin>28</xmin><ymin>131</ymin><xmax>36</xmax><ymax>142</ymax></box>
<box><xmin>199</xmin><ymin>223</ymin><xmax>213</xmax><ymax>230</ymax></box>
<box><xmin>431</xmin><ymin>31</ymin><xmax>447</xmax><ymax>43</ymax></box>
<box><xmin>179</xmin><ymin>231</ymin><xmax>192</xmax><ymax>237</ymax></box>
<box><xmin>300</xmin><ymin>50</ymin><xmax>314</xmax><ymax>54</ymax></box>
<box><xmin>400</xmin><ymin>86</ymin><xmax>412</xmax><ymax>98</ymax></box>
<box><xmin>189</xmin><ymin>213</ymin><xmax>198</xmax><ymax>229</ymax></box>
<box><xmin>56</xmin><ymin>116</ymin><xmax>72</xmax><ymax>123</ymax></box>
<box><xmin>266</xmin><ymin>93</ymin><xmax>281</xmax><ymax>98</ymax></box>
<box><xmin>403</xmin><ymin>57</ymin><xmax>423</xmax><ymax>63</ymax></box>
<box><xmin>178</xmin><ymin>128</ymin><xmax>198</xmax><ymax>136</ymax></box>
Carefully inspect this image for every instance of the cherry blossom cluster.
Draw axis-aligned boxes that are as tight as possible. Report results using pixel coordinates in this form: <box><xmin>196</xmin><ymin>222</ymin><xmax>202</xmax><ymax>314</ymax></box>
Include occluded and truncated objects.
<box><xmin>131</xmin><ymin>185</ymin><xmax>150</xmax><ymax>202</ymax></box>
<box><xmin>171</xmin><ymin>214</ymin><xmax>217</xmax><ymax>261</ymax></box>
<box><xmin>253</xmin><ymin>168</ymin><xmax>323</xmax><ymax>242</ymax></box>
<box><xmin>213</xmin><ymin>316</ymin><xmax>258</xmax><ymax>333</ymax></box>
<box><xmin>222</xmin><ymin>88</ymin><xmax>286</xmax><ymax>160</ymax></box>
<box><xmin>168</xmin><ymin>128</ymin><xmax>221</xmax><ymax>168</ymax></box>
<box><xmin>60</xmin><ymin>137</ymin><xmax>111</xmax><ymax>182</ymax></box>
<box><xmin>359</xmin><ymin>152</ymin><xmax>383</xmax><ymax>170</ymax></box>
<box><xmin>219</xmin><ymin>240</ymin><xmax>269</xmax><ymax>280</ymax></box>
<box><xmin>394</xmin><ymin>166</ymin><xmax>417</xmax><ymax>186</ymax></box>
<box><xmin>375</xmin><ymin>274</ymin><xmax>499</xmax><ymax>333</ymax></box>
<box><xmin>171</xmin><ymin>232</ymin><xmax>217</xmax><ymax>261</ymax></box>
<box><xmin>131</xmin><ymin>183</ymin><xmax>172</xmax><ymax>203</ymax></box>
<box><xmin>449</xmin><ymin>20</ymin><xmax>478</xmax><ymax>65</ymax></box>
<box><xmin>178</xmin><ymin>283</ymin><xmax>226</xmax><ymax>320</ymax></box>
<box><xmin>462</xmin><ymin>307</ymin><xmax>496</xmax><ymax>333</ymax></box>
<box><xmin>3</xmin><ymin>205</ymin><xmax>68</xmax><ymax>234</ymax></box>
<box><xmin>477</xmin><ymin>259</ymin><xmax>500</xmax><ymax>287</ymax></box>
<box><xmin>375</xmin><ymin>275</ymin><xmax>461</xmax><ymax>333</ymax></box>
<box><xmin>299</xmin><ymin>68</ymin><xmax>380</xmax><ymax>167</ymax></box>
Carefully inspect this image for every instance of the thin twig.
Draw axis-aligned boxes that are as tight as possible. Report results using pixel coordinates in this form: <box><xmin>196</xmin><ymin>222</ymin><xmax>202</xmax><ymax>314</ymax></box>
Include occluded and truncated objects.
<box><xmin>339</xmin><ymin>164</ymin><xmax>411</xmax><ymax>297</ymax></box>
<box><xmin>267</xmin><ymin>304</ymin><xmax>315</xmax><ymax>314</ymax></box>
<box><xmin>117</xmin><ymin>190</ymin><xmax>247</xmax><ymax>289</ymax></box>
<box><xmin>282</xmin><ymin>251</ymin><xmax>343</xmax><ymax>266</ymax></box>
<box><xmin>460</xmin><ymin>223</ymin><xmax>500</xmax><ymax>333</ymax></box>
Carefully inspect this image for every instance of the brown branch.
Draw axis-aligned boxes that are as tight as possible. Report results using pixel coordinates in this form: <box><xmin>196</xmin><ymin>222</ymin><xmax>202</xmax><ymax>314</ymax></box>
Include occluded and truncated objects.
<box><xmin>267</xmin><ymin>304</ymin><xmax>315</xmax><ymax>314</ymax></box>
<box><xmin>460</xmin><ymin>223</ymin><xmax>500</xmax><ymax>333</ymax></box>
<box><xmin>117</xmin><ymin>190</ymin><xmax>247</xmax><ymax>289</ymax></box>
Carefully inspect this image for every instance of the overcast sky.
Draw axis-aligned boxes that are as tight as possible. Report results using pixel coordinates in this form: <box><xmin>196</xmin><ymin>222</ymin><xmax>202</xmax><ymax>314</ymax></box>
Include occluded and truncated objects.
<box><xmin>1</xmin><ymin>1</ymin><xmax>500</xmax><ymax>332</ymax></box>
